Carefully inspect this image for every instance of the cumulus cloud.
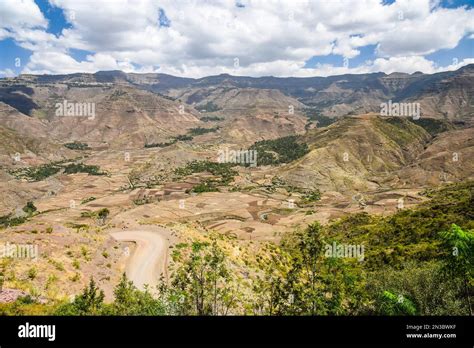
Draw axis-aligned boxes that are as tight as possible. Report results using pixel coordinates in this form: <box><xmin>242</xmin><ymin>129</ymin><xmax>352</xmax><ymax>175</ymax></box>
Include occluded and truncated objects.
<box><xmin>0</xmin><ymin>68</ymin><xmax>15</xmax><ymax>77</ymax></box>
<box><xmin>0</xmin><ymin>0</ymin><xmax>46</xmax><ymax>30</ymax></box>
<box><xmin>1</xmin><ymin>0</ymin><xmax>473</xmax><ymax>77</ymax></box>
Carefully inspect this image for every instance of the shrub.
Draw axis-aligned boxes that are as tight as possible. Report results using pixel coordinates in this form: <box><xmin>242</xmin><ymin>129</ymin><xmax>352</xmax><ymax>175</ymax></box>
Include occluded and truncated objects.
<box><xmin>27</xmin><ymin>267</ymin><xmax>37</xmax><ymax>280</ymax></box>
<box><xmin>22</xmin><ymin>202</ymin><xmax>37</xmax><ymax>215</ymax></box>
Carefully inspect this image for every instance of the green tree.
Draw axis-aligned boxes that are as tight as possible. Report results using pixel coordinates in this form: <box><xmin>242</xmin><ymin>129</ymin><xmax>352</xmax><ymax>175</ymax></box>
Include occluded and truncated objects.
<box><xmin>166</xmin><ymin>237</ymin><xmax>237</xmax><ymax>315</ymax></box>
<box><xmin>366</xmin><ymin>261</ymin><xmax>467</xmax><ymax>315</ymax></box>
<box><xmin>56</xmin><ymin>277</ymin><xmax>105</xmax><ymax>315</ymax></box>
<box><xmin>439</xmin><ymin>224</ymin><xmax>474</xmax><ymax>315</ymax></box>
<box><xmin>258</xmin><ymin>223</ymin><xmax>368</xmax><ymax>315</ymax></box>
<box><xmin>110</xmin><ymin>273</ymin><xmax>165</xmax><ymax>315</ymax></box>
<box><xmin>289</xmin><ymin>223</ymin><xmax>324</xmax><ymax>315</ymax></box>
<box><xmin>96</xmin><ymin>208</ymin><xmax>110</xmax><ymax>225</ymax></box>
<box><xmin>257</xmin><ymin>223</ymin><xmax>328</xmax><ymax>315</ymax></box>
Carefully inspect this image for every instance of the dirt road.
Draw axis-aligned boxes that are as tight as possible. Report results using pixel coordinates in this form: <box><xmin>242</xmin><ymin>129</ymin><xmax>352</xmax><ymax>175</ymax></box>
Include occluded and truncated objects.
<box><xmin>110</xmin><ymin>229</ymin><xmax>169</xmax><ymax>291</ymax></box>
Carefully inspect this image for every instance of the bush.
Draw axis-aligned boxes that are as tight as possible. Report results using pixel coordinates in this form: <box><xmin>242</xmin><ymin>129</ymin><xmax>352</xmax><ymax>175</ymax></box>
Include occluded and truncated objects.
<box><xmin>108</xmin><ymin>274</ymin><xmax>165</xmax><ymax>315</ymax></box>
<box><xmin>56</xmin><ymin>278</ymin><xmax>105</xmax><ymax>315</ymax></box>
<box><xmin>27</xmin><ymin>267</ymin><xmax>37</xmax><ymax>280</ymax></box>
<box><xmin>22</xmin><ymin>202</ymin><xmax>37</xmax><ymax>215</ymax></box>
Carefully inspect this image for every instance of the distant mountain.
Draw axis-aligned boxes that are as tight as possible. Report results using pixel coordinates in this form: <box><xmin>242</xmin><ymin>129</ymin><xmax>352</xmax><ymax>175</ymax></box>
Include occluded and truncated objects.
<box><xmin>0</xmin><ymin>81</ymin><xmax>203</xmax><ymax>148</ymax></box>
<box><xmin>0</xmin><ymin>65</ymin><xmax>472</xmax><ymax>153</ymax></box>
<box><xmin>3</xmin><ymin>64</ymin><xmax>471</xmax><ymax>122</ymax></box>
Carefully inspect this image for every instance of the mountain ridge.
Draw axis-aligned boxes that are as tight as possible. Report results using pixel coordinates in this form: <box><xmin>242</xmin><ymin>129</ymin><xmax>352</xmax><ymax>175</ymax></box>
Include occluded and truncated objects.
<box><xmin>4</xmin><ymin>64</ymin><xmax>472</xmax><ymax>122</ymax></box>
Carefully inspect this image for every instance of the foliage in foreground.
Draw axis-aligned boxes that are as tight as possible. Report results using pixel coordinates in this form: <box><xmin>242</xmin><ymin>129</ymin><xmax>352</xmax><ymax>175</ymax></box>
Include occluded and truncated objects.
<box><xmin>1</xmin><ymin>182</ymin><xmax>472</xmax><ymax>316</ymax></box>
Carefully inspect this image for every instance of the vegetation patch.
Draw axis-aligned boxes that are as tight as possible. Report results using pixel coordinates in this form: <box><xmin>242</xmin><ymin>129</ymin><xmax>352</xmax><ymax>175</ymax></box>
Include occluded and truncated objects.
<box><xmin>187</xmin><ymin>126</ymin><xmax>220</xmax><ymax>136</ymax></box>
<box><xmin>8</xmin><ymin>161</ymin><xmax>106</xmax><ymax>181</ymax></box>
<box><xmin>63</xmin><ymin>163</ymin><xmax>106</xmax><ymax>176</ymax></box>
<box><xmin>81</xmin><ymin>197</ymin><xmax>96</xmax><ymax>204</ymax></box>
<box><xmin>174</xmin><ymin>160</ymin><xmax>238</xmax><ymax>185</ymax></box>
<box><xmin>190</xmin><ymin>180</ymin><xmax>219</xmax><ymax>193</ymax></box>
<box><xmin>303</xmin><ymin>108</ymin><xmax>338</xmax><ymax>129</ymax></box>
<box><xmin>0</xmin><ymin>202</ymin><xmax>38</xmax><ymax>228</ymax></box>
<box><xmin>248</xmin><ymin>135</ymin><xmax>309</xmax><ymax>166</ymax></box>
<box><xmin>201</xmin><ymin>116</ymin><xmax>223</xmax><ymax>122</ymax></box>
<box><xmin>408</xmin><ymin>118</ymin><xmax>454</xmax><ymax>136</ymax></box>
<box><xmin>145</xmin><ymin>134</ymin><xmax>194</xmax><ymax>148</ymax></box>
<box><xmin>198</xmin><ymin>102</ymin><xmax>221</xmax><ymax>112</ymax></box>
<box><xmin>80</xmin><ymin>208</ymin><xmax>110</xmax><ymax>225</ymax></box>
<box><xmin>64</xmin><ymin>142</ymin><xmax>90</xmax><ymax>150</ymax></box>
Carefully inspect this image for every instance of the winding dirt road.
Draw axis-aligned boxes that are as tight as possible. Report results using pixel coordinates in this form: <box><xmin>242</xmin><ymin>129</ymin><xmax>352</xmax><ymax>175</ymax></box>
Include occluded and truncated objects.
<box><xmin>110</xmin><ymin>228</ymin><xmax>169</xmax><ymax>291</ymax></box>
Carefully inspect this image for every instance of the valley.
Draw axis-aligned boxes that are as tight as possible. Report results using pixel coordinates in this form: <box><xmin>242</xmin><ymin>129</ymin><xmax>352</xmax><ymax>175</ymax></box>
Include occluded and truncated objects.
<box><xmin>0</xmin><ymin>66</ymin><xmax>472</xmax><ymax>315</ymax></box>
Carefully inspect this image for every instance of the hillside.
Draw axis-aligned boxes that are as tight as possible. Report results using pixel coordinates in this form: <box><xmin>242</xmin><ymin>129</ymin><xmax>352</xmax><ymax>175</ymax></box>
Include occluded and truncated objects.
<box><xmin>275</xmin><ymin>115</ymin><xmax>432</xmax><ymax>192</ymax></box>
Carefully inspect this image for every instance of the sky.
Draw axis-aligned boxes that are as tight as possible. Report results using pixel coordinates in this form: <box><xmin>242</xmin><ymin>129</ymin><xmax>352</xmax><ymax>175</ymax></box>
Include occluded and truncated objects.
<box><xmin>0</xmin><ymin>0</ymin><xmax>473</xmax><ymax>78</ymax></box>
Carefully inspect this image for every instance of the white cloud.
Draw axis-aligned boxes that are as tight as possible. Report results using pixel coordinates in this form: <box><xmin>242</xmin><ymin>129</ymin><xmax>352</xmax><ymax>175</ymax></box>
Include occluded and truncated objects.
<box><xmin>0</xmin><ymin>0</ymin><xmax>46</xmax><ymax>30</ymax></box>
<box><xmin>0</xmin><ymin>0</ymin><xmax>473</xmax><ymax>77</ymax></box>
<box><xmin>22</xmin><ymin>51</ymin><xmax>136</xmax><ymax>75</ymax></box>
<box><xmin>0</xmin><ymin>68</ymin><xmax>15</xmax><ymax>77</ymax></box>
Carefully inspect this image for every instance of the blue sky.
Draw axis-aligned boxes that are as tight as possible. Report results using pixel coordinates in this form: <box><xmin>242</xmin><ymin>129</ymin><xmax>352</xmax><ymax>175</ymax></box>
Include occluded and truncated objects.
<box><xmin>0</xmin><ymin>0</ymin><xmax>473</xmax><ymax>77</ymax></box>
